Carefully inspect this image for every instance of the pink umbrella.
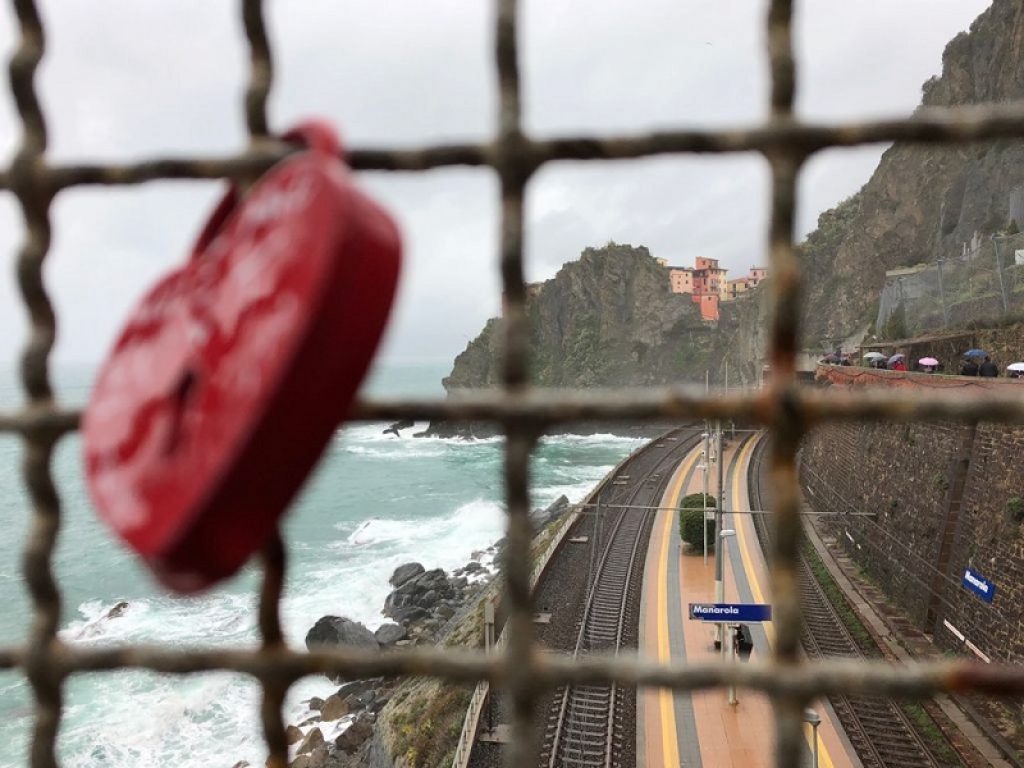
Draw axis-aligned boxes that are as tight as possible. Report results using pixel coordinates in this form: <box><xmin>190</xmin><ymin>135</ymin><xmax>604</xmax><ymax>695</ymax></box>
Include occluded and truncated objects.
<box><xmin>919</xmin><ymin>357</ymin><xmax>939</xmax><ymax>366</ymax></box>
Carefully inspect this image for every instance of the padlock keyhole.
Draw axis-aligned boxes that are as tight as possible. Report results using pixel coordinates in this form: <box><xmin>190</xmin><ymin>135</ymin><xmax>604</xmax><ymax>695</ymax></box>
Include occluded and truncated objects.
<box><xmin>164</xmin><ymin>367</ymin><xmax>198</xmax><ymax>456</ymax></box>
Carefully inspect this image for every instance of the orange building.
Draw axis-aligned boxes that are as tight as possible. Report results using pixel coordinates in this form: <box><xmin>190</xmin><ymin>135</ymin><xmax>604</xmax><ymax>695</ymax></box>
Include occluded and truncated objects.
<box><xmin>666</xmin><ymin>257</ymin><xmax>725</xmax><ymax>321</ymax></box>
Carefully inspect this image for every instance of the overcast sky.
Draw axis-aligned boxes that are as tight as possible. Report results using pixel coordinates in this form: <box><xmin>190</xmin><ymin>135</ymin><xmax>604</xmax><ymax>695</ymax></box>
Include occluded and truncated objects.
<box><xmin>0</xmin><ymin>0</ymin><xmax>992</xmax><ymax>369</ymax></box>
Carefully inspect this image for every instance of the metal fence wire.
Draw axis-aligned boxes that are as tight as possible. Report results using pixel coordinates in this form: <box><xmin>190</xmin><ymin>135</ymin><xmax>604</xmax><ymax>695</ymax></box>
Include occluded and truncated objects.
<box><xmin>4</xmin><ymin>1</ymin><xmax>1024</xmax><ymax>767</ymax></box>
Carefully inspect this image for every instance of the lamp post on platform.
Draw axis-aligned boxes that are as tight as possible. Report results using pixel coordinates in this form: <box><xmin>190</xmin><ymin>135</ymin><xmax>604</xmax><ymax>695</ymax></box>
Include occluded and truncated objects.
<box><xmin>719</xmin><ymin>528</ymin><xmax>737</xmax><ymax>704</ymax></box>
<box><xmin>701</xmin><ymin>431</ymin><xmax>710</xmax><ymax>565</ymax></box>
<box><xmin>714</xmin><ymin>425</ymin><xmax>725</xmax><ymax>648</ymax></box>
<box><xmin>804</xmin><ymin>707</ymin><xmax>821</xmax><ymax>768</ymax></box>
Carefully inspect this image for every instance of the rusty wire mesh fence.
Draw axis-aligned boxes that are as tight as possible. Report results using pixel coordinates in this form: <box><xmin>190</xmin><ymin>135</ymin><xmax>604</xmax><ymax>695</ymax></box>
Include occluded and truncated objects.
<box><xmin>4</xmin><ymin>1</ymin><xmax>1024</xmax><ymax>767</ymax></box>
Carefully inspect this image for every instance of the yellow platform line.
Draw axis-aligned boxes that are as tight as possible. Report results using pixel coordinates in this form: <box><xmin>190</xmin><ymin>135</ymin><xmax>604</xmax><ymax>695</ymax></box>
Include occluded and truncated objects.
<box><xmin>730</xmin><ymin>435</ymin><xmax>837</xmax><ymax>768</ymax></box>
<box><xmin>657</xmin><ymin>446</ymin><xmax>701</xmax><ymax>768</ymax></box>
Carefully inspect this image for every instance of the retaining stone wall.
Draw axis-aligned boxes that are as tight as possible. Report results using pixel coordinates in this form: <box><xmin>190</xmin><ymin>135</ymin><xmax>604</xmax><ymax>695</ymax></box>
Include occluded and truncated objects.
<box><xmin>801</xmin><ymin>366</ymin><xmax>1024</xmax><ymax>662</ymax></box>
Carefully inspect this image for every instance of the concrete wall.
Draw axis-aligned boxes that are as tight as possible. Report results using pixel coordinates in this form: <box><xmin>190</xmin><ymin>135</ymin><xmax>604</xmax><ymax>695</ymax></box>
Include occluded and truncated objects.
<box><xmin>801</xmin><ymin>366</ymin><xmax>1024</xmax><ymax>663</ymax></box>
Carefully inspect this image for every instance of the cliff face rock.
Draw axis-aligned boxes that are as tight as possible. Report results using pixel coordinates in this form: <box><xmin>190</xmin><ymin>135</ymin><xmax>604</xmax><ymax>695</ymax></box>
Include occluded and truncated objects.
<box><xmin>800</xmin><ymin>0</ymin><xmax>1024</xmax><ymax>345</ymax></box>
<box><xmin>442</xmin><ymin>243</ymin><xmax>767</xmax><ymax>394</ymax></box>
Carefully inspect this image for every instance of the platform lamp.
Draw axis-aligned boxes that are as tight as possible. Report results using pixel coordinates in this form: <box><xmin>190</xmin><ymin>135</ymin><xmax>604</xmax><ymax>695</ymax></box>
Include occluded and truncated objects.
<box><xmin>804</xmin><ymin>707</ymin><xmax>821</xmax><ymax>768</ymax></box>
<box><xmin>719</xmin><ymin>528</ymin><xmax>737</xmax><ymax>704</ymax></box>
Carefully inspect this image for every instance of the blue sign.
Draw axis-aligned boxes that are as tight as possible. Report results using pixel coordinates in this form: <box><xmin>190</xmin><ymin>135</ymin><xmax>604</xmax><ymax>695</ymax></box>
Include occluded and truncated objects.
<box><xmin>689</xmin><ymin>603</ymin><xmax>772</xmax><ymax>622</ymax></box>
<box><xmin>962</xmin><ymin>567</ymin><xmax>996</xmax><ymax>603</ymax></box>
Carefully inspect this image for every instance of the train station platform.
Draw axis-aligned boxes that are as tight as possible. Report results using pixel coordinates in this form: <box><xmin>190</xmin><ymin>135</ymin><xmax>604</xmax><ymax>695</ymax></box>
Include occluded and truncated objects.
<box><xmin>637</xmin><ymin>435</ymin><xmax>860</xmax><ymax>768</ymax></box>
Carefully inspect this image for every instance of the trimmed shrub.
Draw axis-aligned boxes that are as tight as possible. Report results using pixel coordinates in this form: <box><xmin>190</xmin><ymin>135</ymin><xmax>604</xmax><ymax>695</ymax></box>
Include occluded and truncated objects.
<box><xmin>679</xmin><ymin>493</ymin><xmax>716</xmax><ymax>551</ymax></box>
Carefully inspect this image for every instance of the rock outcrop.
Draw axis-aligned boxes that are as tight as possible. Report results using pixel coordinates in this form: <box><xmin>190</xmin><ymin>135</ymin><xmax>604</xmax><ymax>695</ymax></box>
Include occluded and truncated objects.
<box><xmin>798</xmin><ymin>0</ymin><xmax>1024</xmax><ymax>346</ymax></box>
<box><xmin>430</xmin><ymin>243</ymin><xmax>767</xmax><ymax>418</ymax></box>
<box><xmin>305</xmin><ymin>616</ymin><xmax>379</xmax><ymax>652</ymax></box>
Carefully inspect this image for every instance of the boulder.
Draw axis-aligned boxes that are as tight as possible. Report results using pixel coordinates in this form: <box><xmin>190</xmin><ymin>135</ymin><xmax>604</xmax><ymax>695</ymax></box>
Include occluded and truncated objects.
<box><xmin>436</xmin><ymin>605</ymin><xmax>455</xmax><ymax>620</ymax></box>
<box><xmin>105</xmin><ymin>601</ymin><xmax>130</xmax><ymax>620</ymax></box>
<box><xmin>306</xmin><ymin>697</ymin><xmax>324</xmax><ymax>711</ymax></box>
<box><xmin>374</xmin><ymin>623</ymin><xmax>406</xmax><ymax>646</ymax></box>
<box><xmin>334</xmin><ymin>715</ymin><xmax>374</xmax><ymax>754</ymax></box>
<box><xmin>533</xmin><ymin>494</ymin><xmax>570</xmax><ymax>527</ymax></box>
<box><xmin>389</xmin><ymin>562</ymin><xmax>424</xmax><ymax>588</ymax></box>
<box><xmin>390</xmin><ymin>606</ymin><xmax>428</xmax><ymax>625</ymax></box>
<box><xmin>320</xmin><ymin>693</ymin><xmax>350</xmax><ymax>722</ymax></box>
<box><xmin>285</xmin><ymin>725</ymin><xmax>303</xmax><ymax>745</ymax></box>
<box><xmin>336</xmin><ymin>679</ymin><xmax>376</xmax><ymax>700</ymax></box>
<box><xmin>383</xmin><ymin>592</ymin><xmax>410</xmax><ymax>614</ymax></box>
<box><xmin>343</xmin><ymin>689</ymin><xmax>376</xmax><ymax>711</ymax></box>
<box><xmin>290</xmin><ymin>744</ymin><xmax>329</xmax><ymax>768</ymax></box>
<box><xmin>382</xmin><ymin>419</ymin><xmax>414</xmax><ymax>437</ymax></box>
<box><xmin>417</xmin><ymin>568</ymin><xmax>448</xmax><ymax>589</ymax></box>
<box><xmin>296</xmin><ymin>727</ymin><xmax>324</xmax><ymax>756</ymax></box>
<box><xmin>305</xmin><ymin>616</ymin><xmax>379</xmax><ymax>652</ymax></box>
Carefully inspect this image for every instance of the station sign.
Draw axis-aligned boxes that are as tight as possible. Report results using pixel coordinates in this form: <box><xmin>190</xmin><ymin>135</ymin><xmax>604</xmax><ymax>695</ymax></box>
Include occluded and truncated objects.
<box><xmin>689</xmin><ymin>602</ymin><xmax>772</xmax><ymax>622</ymax></box>
<box><xmin>962</xmin><ymin>567</ymin><xmax>996</xmax><ymax>604</ymax></box>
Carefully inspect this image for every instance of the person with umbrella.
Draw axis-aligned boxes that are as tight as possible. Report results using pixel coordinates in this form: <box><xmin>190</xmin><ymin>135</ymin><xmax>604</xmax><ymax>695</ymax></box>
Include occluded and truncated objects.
<box><xmin>979</xmin><ymin>355</ymin><xmax>999</xmax><ymax>377</ymax></box>
<box><xmin>1007</xmin><ymin>362</ymin><xmax>1024</xmax><ymax>380</ymax></box>
<box><xmin>863</xmin><ymin>351</ymin><xmax>886</xmax><ymax>369</ymax></box>
<box><xmin>888</xmin><ymin>353</ymin><xmax>907</xmax><ymax>371</ymax></box>
<box><xmin>918</xmin><ymin>356</ymin><xmax>939</xmax><ymax>373</ymax></box>
<box><xmin>959</xmin><ymin>348</ymin><xmax>986</xmax><ymax>376</ymax></box>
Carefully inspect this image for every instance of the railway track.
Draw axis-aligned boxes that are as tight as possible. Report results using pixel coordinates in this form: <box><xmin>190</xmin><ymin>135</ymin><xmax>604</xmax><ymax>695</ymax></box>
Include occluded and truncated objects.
<box><xmin>746</xmin><ymin>435</ymin><xmax>943</xmax><ymax>768</ymax></box>
<box><xmin>536</xmin><ymin>426</ymin><xmax>701</xmax><ymax>768</ymax></box>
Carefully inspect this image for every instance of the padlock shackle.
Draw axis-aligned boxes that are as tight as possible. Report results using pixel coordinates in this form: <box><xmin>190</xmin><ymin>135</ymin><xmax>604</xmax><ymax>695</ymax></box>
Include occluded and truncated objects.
<box><xmin>281</xmin><ymin>120</ymin><xmax>343</xmax><ymax>158</ymax></box>
<box><xmin>191</xmin><ymin>120</ymin><xmax>344</xmax><ymax>259</ymax></box>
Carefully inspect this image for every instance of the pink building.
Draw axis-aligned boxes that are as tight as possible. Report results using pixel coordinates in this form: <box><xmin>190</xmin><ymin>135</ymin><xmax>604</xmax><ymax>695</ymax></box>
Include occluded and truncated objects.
<box><xmin>668</xmin><ymin>267</ymin><xmax>694</xmax><ymax>294</ymax></box>
<box><xmin>666</xmin><ymin>257</ymin><xmax>723</xmax><ymax>321</ymax></box>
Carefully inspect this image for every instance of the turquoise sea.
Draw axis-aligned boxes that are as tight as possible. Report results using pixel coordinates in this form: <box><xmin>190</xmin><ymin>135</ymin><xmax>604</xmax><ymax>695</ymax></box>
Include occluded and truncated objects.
<box><xmin>0</xmin><ymin>361</ymin><xmax>643</xmax><ymax>768</ymax></box>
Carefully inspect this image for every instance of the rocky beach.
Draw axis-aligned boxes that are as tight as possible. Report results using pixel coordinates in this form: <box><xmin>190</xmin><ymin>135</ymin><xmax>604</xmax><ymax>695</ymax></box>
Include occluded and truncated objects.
<box><xmin>268</xmin><ymin>496</ymin><xmax>571</xmax><ymax>768</ymax></box>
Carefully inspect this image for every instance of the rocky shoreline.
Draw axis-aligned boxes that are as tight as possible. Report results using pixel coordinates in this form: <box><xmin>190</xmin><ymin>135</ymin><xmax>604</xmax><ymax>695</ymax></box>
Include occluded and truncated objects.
<box><xmin>267</xmin><ymin>495</ymin><xmax>572</xmax><ymax>768</ymax></box>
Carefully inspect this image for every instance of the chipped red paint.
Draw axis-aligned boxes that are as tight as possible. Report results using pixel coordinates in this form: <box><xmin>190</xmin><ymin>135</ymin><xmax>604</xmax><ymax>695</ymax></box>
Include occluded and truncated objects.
<box><xmin>83</xmin><ymin>121</ymin><xmax>401</xmax><ymax>592</ymax></box>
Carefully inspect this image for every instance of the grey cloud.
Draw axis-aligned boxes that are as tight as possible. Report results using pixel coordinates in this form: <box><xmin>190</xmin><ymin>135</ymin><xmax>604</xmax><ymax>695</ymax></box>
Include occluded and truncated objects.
<box><xmin>0</xmin><ymin>0</ymin><xmax>993</xmax><ymax>368</ymax></box>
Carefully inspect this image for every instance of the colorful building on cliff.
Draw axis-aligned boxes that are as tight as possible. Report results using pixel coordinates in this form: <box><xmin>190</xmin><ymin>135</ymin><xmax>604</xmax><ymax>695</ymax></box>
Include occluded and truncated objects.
<box><xmin>664</xmin><ymin>258</ymin><xmax>767</xmax><ymax>322</ymax></box>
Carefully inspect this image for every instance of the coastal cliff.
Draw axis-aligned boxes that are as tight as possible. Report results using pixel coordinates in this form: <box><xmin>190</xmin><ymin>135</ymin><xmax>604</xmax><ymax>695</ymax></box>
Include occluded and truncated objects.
<box><xmin>441</xmin><ymin>243</ymin><xmax>767</xmax><ymax>394</ymax></box>
<box><xmin>438</xmin><ymin>2</ymin><xmax>1024</xmax><ymax>395</ymax></box>
<box><xmin>799</xmin><ymin>0</ymin><xmax>1024</xmax><ymax>345</ymax></box>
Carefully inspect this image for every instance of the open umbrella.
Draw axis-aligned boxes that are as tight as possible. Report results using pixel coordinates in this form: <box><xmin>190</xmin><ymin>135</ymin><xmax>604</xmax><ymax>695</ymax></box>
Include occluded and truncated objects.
<box><xmin>1007</xmin><ymin>362</ymin><xmax>1024</xmax><ymax>372</ymax></box>
<box><xmin>863</xmin><ymin>352</ymin><xmax>886</xmax><ymax>361</ymax></box>
<box><xmin>963</xmin><ymin>348</ymin><xmax>988</xmax><ymax>359</ymax></box>
<box><xmin>919</xmin><ymin>357</ymin><xmax>939</xmax><ymax>366</ymax></box>
<box><xmin>820</xmin><ymin>353</ymin><xmax>840</xmax><ymax>364</ymax></box>
<box><xmin>887</xmin><ymin>353</ymin><xmax>905</xmax><ymax>364</ymax></box>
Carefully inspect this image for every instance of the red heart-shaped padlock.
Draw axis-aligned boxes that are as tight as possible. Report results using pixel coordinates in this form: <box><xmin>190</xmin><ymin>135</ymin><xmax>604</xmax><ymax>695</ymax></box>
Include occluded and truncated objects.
<box><xmin>82</xmin><ymin>121</ymin><xmax>401</xmax><ymax>592</ymax></box>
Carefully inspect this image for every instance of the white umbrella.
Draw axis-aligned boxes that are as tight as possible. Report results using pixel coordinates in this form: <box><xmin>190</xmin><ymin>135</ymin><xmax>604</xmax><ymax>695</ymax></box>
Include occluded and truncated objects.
<box><xmin>1007</xmin><ymin>362</ymin><xmax>1024</xmax><ymax>372</ymax></box>
<box><xmin>863</xmin><ymin>352</ymin><xmax>885</xmax><ymax>360</ymax></box>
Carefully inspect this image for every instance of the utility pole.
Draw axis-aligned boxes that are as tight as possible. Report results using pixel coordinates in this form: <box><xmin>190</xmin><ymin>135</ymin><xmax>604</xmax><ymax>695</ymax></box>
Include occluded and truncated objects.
<box><xmin>714</xmin><ymin>422</ymin><xmax>725</xmax><ymax>648</ymax></box>
<box><xmin>936</xmin><ymin>256</ymin><xmax>949</xmax><ymax>327</ymax></box>
<box><xmin>702</xmin><ymin>430</ymin><xmax>710</xmax><ymax>566</ymax></box>
<box><xmin>993</xmin><ymin>235</ymin><xmax>1010</xmax><ymax>314</ymax></box>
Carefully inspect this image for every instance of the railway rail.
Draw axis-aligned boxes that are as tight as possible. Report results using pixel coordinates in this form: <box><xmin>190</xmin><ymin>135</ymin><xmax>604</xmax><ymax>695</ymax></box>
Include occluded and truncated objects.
<box><xmin>746</xmin><ymin>434</ymin><xmax>944</xmax><ymax>768</ymax></box>
<box><xmin>535</xmin><ymin>426</ymin><xmax>701</xmax><ymax>768</ymax></box>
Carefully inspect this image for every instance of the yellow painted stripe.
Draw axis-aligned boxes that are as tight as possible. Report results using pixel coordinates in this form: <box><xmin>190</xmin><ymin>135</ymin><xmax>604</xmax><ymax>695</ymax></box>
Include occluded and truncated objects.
<box><xmin>657</xmin><ymin>445</ymin><xmax>700</xmax><ymax>768</ymax></box>
<box><xmin>730</xmin><ymin>435</ymin><xmax>837</xmax><ymax>768</ymax></box>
